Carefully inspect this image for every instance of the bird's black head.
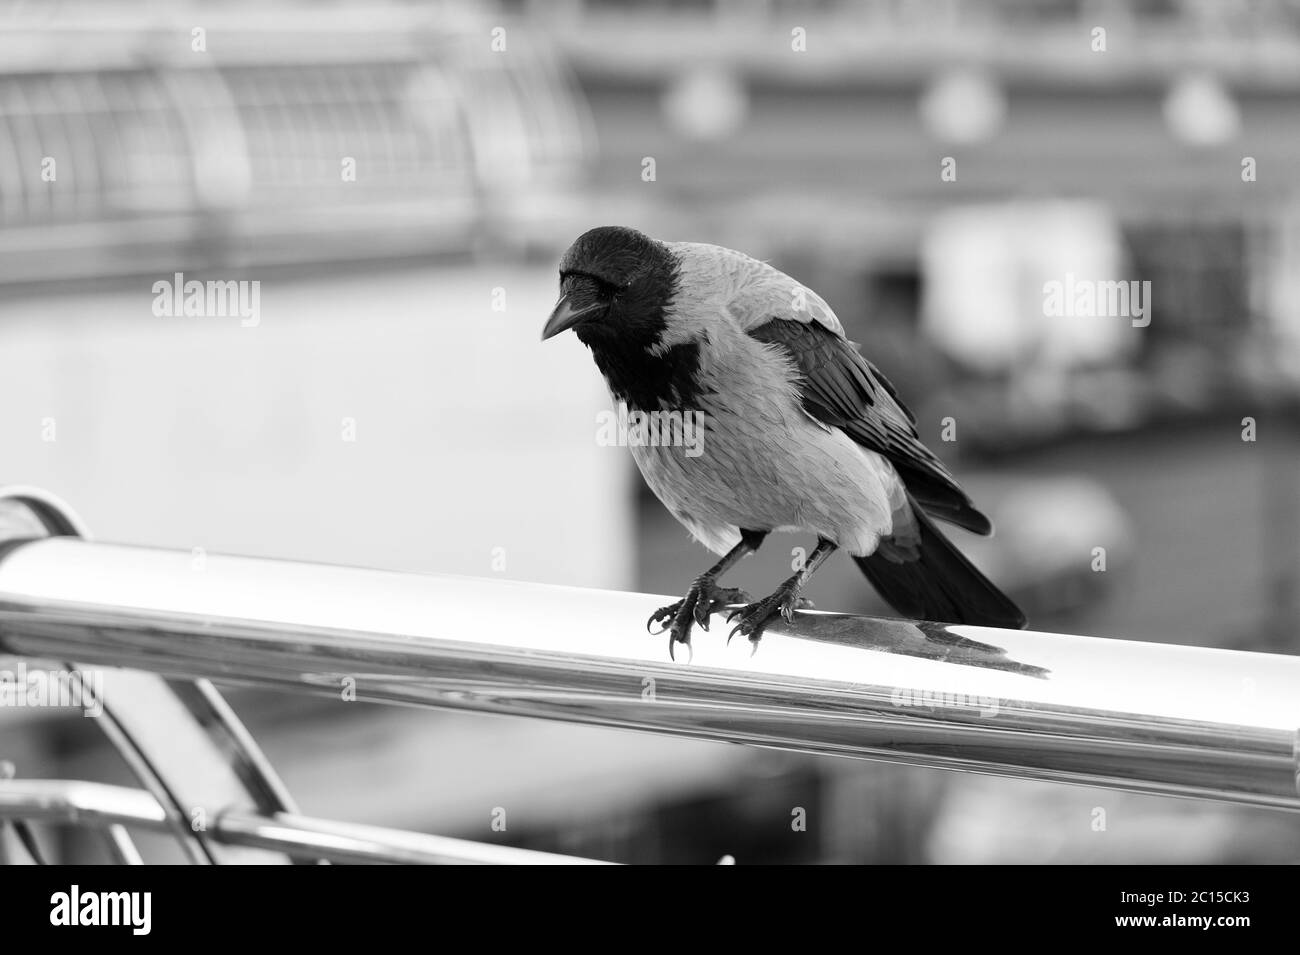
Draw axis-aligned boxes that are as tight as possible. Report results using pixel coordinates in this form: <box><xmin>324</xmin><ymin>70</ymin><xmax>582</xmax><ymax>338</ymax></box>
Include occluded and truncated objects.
<box><xmin>542</xmin><ymin>226</ymin><xmax>705</xmax><ymax>411</ymax></box>
<box><xmin>541</xmin><ymin>226</ymin><xmax>679</xmax><ymax>348</ymax></box>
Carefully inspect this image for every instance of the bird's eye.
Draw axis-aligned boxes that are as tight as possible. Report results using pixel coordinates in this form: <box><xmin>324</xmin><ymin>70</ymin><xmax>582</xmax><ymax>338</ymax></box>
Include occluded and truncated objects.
<box><xmin>562</xmin><ymin>272</ymin><xmax>621</xmax><ymax>302</ymax></box>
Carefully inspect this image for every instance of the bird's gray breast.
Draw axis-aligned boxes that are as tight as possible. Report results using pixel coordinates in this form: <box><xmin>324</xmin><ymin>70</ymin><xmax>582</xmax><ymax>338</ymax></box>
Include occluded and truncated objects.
<box><xmin>624</xmin><ymin>332</ymin><xmax>896</xmax><ymax>555</ymax></box>
<box><xmin>621</xmin><ymin>339</ymin><xmax>805</xmax><ymax>550</ymax></box>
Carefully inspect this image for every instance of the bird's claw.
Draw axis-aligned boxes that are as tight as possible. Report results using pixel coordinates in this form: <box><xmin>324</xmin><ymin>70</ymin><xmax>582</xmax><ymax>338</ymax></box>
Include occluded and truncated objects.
<box><xmin>694</xmin><ymin>585</ymin><xmax>750</xmax><ymax>631</ymax></box>
<box><xmin>667</xmin><ymin>632</ymin><xmax>693</xmax><ymax>663</ymax></box>
<box><xmin>725</xmin><ymin>581</ymin><xmax>811</xmax><ymax>650</ymax></box>
<box><xmin>646</xmin><ymin>605</ymin><xmax>675</xmax><ymax>636</ymax></box>
<box><xmin>647</xmin><ymin>580</ymin><xmax>751</xmax><ymax>660</ymax></box>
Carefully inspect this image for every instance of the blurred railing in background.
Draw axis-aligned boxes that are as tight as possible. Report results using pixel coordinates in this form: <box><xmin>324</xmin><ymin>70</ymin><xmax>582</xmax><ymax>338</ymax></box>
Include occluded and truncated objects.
<box><xmin>0</xmin><ymin>779</ymin><xmax>611</xmax><ymax>864</ymax></box>
<box><xmin>0</xmin><ymin>6</ymin><xmax>592</xmax><ymax>283</ymax></box>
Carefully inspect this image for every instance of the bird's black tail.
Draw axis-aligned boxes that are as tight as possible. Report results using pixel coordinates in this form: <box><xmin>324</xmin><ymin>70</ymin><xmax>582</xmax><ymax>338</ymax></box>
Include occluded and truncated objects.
<box><xmin>854</xmin><ymin>499</ymin><xmax>1026</xmax><ymax>629</ymax></box>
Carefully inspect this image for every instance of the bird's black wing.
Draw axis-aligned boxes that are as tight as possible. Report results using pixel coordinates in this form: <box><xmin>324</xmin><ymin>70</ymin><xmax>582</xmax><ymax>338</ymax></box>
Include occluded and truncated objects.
<box><xmin>749</xmin><ymin>318</ymin><xmax>992</xmax><ymax>535</ymax></box>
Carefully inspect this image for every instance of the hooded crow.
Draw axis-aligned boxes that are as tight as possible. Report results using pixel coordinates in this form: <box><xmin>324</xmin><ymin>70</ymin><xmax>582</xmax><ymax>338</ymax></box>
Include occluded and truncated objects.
<box><xmin>543</xmin><ymin>225</ymin><xmax>1026</xmax><ymax>658</ymax></box>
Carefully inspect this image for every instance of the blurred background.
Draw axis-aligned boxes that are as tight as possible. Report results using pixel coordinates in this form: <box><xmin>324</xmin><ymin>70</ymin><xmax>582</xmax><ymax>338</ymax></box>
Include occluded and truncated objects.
<box><xmin>1</xmin><ymin>0</ymin><xmax>1299</xmax><ymax>864</ymax></box>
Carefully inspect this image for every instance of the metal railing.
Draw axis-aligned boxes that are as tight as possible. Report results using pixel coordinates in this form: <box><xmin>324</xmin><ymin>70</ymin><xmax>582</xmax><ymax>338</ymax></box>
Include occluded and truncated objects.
<box><xmin>0</xmin><ymin>487</ymin><xmax>1298</xmax><ymax>864</ymax></box>
<box><xmin>0</xmin><ymin>780</ymin><xmax>607</xmax><ymax>865</ymax></box>
<box><xmin>0</xmin><ymin>10</ymin><xmax>594</xmax><ymax>284</ymax></box>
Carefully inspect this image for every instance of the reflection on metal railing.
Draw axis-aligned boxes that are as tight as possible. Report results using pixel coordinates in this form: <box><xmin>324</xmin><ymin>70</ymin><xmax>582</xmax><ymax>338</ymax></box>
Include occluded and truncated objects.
<box><xmin>1</xmin><ymin>533</ymin><xmax>1298</xmax><ymax>813</ymax></box>
<box><xmin>0</xmin><ymin>486</ymin><xmax>303</xmax><ymax>865</ymax></box>
<box><xmin>0</xmin><ymin>780</ymin><xmax>609</xmax><ymax>865</ymax></box>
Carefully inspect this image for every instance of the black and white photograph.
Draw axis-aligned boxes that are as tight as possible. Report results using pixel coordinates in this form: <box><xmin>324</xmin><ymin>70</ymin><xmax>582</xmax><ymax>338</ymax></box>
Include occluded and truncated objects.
<box><xmin>0</xmin><ymin>0</ymin><xmax>1296</xmax><ymax>903</ymax></box>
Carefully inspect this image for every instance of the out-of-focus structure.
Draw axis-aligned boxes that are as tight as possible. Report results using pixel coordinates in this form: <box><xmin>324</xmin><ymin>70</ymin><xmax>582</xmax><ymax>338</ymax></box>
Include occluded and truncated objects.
<box><xmin>0</xmin><ymin>7</ymin><xmax>591</xmax><ymax>278</ymax></box>
<box><xmin>1</xmin><ymin>1</ymin><xmax>1298</xmax><ymax>864</ymax></box>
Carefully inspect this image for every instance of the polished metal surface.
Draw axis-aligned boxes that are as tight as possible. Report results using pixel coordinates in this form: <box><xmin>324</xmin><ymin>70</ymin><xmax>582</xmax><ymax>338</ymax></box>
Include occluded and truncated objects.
<box><xmin>0</xmin><ymin>535</ymin><xmax>1298</xmax><ymax>810</ymax></box>
<box><xmin>0</xmin><ymin>780</ymin><xmax>611</xmax><ymax>865</ymax></box>
<box><xmin>103</xmin><ymin>825</ymin><xmax>145</xmax><ymax>866</ymax></box>
<box><xmin>0</xmin><ymin>779</ymin><xmax>165</xmax><ymax>828</ymax></box>
<box><xmin>214</xmin><ymin>811</ymin><xmax>610</xmax><ymax>865</ymax></box>
<box><xmin>0</xmin><ymin>488</ymin><xmax>300</xmax><ymax>864</ymax></box>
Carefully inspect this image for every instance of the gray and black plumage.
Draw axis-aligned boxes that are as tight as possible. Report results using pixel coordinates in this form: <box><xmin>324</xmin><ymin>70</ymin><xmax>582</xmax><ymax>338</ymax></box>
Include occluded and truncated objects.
<box><xmin>542</xmin><ymin>225</ymin><xmax>1026</xmax><ymax>658</ymax></box>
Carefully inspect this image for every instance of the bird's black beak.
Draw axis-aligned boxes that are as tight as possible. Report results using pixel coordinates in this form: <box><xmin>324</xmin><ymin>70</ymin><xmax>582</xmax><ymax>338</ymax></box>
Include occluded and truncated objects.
<box><xmin>541</xmin><ymin>294</ymin><xmax>603</xmax><ymax>341</ymax></box>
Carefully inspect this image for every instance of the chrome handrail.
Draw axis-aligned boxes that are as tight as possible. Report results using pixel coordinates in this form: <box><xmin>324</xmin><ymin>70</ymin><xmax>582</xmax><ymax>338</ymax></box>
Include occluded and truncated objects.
<box><xmin>1</xmin><ymin>534</ymin><xmax>1298</xmax><ymax>811</ymax></box>
<box><xmin>0</xmin><ymin>780</ymin><xmax>610</xmax><ymax>865</ymax></box>
<box><xmin>0</xmin><ymin>487</ymin><xmax>301</xmax><ymax>864</ymax></box>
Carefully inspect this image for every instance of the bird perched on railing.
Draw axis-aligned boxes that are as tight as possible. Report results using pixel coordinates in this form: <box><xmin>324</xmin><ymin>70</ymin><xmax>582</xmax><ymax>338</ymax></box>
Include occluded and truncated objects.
<box><xmin>542</xmin><ymin>226</ymin><xmax>1026</xmax><ymax>659</ymax></box>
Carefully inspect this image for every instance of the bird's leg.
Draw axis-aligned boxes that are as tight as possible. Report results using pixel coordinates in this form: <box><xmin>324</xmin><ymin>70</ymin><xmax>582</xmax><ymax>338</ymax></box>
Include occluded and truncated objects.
<box><xmin>648</xmin><ymin>530</ymin><xmax>767</xmax><ymax>659</ymax></box>
<box><xmin>727</xmin><ymin>538</ymin><xmax>837</xmax><ymax>650</ymax></box>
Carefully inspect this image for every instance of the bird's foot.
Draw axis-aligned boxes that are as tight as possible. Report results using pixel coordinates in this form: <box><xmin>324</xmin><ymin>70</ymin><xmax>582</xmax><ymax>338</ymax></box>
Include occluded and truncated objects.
<box><xmin>726</xmin><ymin>577</ymin><xmax>814</xmax><ymax>651</ymax></box>
<box><xmin>647</xmin><ymin>578</ymin><xmax>751</xmax><ymax>660</ymax></box>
